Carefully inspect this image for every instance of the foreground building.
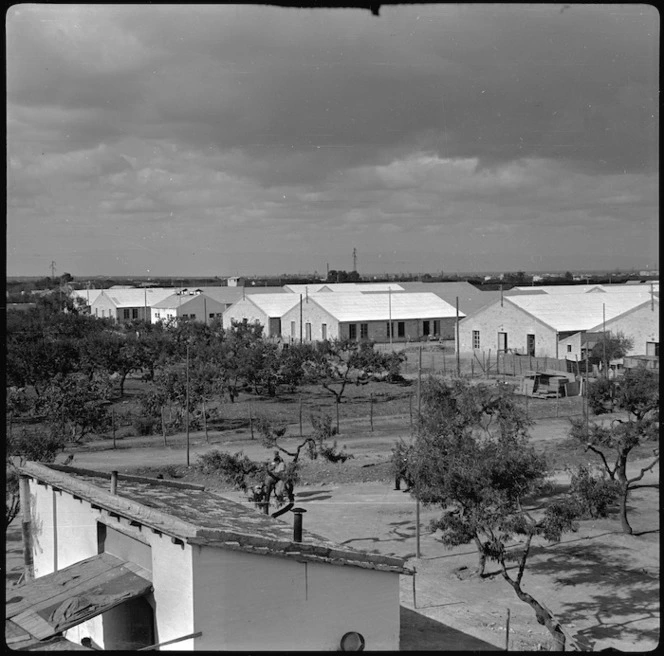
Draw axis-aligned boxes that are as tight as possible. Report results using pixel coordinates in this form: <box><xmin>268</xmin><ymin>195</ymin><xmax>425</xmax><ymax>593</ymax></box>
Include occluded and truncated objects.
<box><xmin>11</xmin><ymin>462</ymin><xmax>409</xmax><ymax>651</ymax></box>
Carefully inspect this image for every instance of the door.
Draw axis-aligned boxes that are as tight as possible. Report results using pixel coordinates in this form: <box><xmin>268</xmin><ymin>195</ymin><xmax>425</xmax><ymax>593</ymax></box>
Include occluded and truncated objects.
<box><xmin>526</xmin><ymin>334</ymin><xmax>535</xmax><ymax>357</ymax></box>
<box><xmin>305</xmin><ymin>322</ymin><xmax>312</xmax><ymax>341</ymax></box>
<box><xmin>498</xmin><ymin>332</ymin><xmax>508</xmax><ymax>352</ymax></box>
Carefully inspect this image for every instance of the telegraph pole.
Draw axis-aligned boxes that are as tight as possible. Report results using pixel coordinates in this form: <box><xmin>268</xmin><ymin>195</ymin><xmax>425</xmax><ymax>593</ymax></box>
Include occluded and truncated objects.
<box><xmin>186</xmin><ymin>343</ymin><xmax>190</xmax><ymax>467</ymax></box>
<box><xmin>352</xmin><ymin>247</ymin><xmax>357</xmax><ymax>272</ymax></box>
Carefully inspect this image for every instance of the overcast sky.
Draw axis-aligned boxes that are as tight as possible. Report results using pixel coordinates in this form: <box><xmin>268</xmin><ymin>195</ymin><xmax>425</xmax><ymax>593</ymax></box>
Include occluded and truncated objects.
<box><xmin>6</xmin><ymin>3</ymin><xmax>659</xmax><ymax>278</ymax></box>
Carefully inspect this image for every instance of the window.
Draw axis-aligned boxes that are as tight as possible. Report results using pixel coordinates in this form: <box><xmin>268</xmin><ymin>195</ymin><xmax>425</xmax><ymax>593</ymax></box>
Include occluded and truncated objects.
<box><xmin>646</xmin><ymin>341</ymin><xmax>659</xmax><ymax>357</ymax></box>
<box><xmin>473</xmin><ymin>330</ymin><xmax>480</xmax><ymax>349</ymax></box>
<box><xmin>123</xmin><ymin>309</ymin><xmax>130</xmax><ymax>320</ymax></box>
<box><xmin>498</xmin><ymin>332</ymin><xmax>508</xmax><ymax>352</ymax></box>
<box><xmin>189</xmin><ymin>314</ymin><xmax>196</xmax><ymax>320</ymax></box>
<box><xmin>182</xmin><ymin>314</ymin><xmax>189</xmax><ymax>320</ymax></box>
<box><xmin>101</xmin><ymin>309</ymin><xmax>106</xmax><ymax>317</ymax></box>
<box><xmin>349</xmin><ymin>323</ymin><xmax>357</xmax><ymax>340</ymax></box>
<box><xmin>305</xmin><ymin>322</ymin><xmax>312</xmax><ymax>341</ymax></box>
<box><xmin>526</xmin><ymin>334</ymin><xmax>536</xmax><ymax>357</ymax></box>
<box><xmin>397</xmin><ymin>322</ymin><xmax>405</xmax><ymax>338</ymax></box>
<box><xmin>155</xmin><ymin>312</ymin><xmax>160</xmax><ymax>319</ymax></box>
<box><xmin>209</xmin><ymin>313</ymin><xmax>215</xmax><ymax>319</ymax></box>
<box><xmin>423</xmin><ymin>321</ymin><xmax>430</xmax><ymax>336</ymax></box>
<box><xmin>433</xmin><ymin>320</ymin><xmax>440</xmax><ymax>336</ymax></box>
<box><xmin>291</xmin><ymin>321</ymin><xmax>296</xmax><ymax>337</ymax></box>
<box><xmin>567</xmin><ymin>345</ymin><xmax>572</xmax><ymax>353</ymax></box>
<box><xmin>321</xmin><ymin>323</ymin><xmax>327</xmax><ymax>340</ymax></box>
<box><xmin>386</xmin><ymin>322</ymin><xmax>392</xmax><ymax>338</ymax></box>
<box><xmin>95</xmin><ymin>308</ymin><xmax>98</xmax><ymax>317</ymax></box>
<box><xmin>132</xmin><ymin>308</ymin><xmax>139</xmax><ymax>319</ymax></box>
<box><xmin>360</xmin><ymin>323</ymin><xmax>368</xmax><ymax>339</ymax></box>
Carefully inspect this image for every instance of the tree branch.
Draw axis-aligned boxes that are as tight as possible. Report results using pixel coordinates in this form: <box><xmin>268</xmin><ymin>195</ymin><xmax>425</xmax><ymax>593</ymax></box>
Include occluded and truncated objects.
<box><xmin>627</xmin><ymin>456</ymin><xmax>660</xmax><ymax>486</ymax></box>
<box><xmin>585</xmin><ymin>443</ymin><xmax>616</xmax><ymax>478</ymax></box>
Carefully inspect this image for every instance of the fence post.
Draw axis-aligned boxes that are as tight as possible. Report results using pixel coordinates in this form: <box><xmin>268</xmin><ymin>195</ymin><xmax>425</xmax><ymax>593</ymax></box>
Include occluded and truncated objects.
<box><xmin>556</xmin><ymin>387</ymin><xmax>560</xmax><ymax>417</ymax></box>
<box><xmin>442</xmin><ymin>352</ymin><xmax>446</xmax><ymax>375</ymax></box>
<box><xmin>409</xmin><ymin>393</ymin><xmax>413</xmax><ymax>429</ymax></box>
<box><xmin>161</xmin><ymin>406</ymin><xmax>167</xmax><ymax>447</ymax></box>
<box><xmin>299</xmin><ymin>396</ymin><xmax>303</xmax><ymax>438</ymax></box>
<box><xmin>471</xmin><ymin>357</ymin><xmax>474</xmax><ymax>378</ymax></box>
<box><xmin>487</xmin><ymin>350</ymin><xmax>491</xmax><ymax>379</ymax></box>
<box><xmin>112</xmin><ymin>408</ymin><xmax>116</xmax><ymax>449</ymax></box>
<box><xmin>249</xmin><ymin>402</ymin><xmax>254</xmax><ymax>440</ymax></box>
<box><xmin>370</xmin><ymin>392</ymin><xmax>374</xmax><ymax>432</ymax></box>
<box><xmin>202</xmin><ymin>398</ymin><xmax>209</xmax><ymax>443</ymax></box>
<box><xmin>525</xmin><ymin>392</ymin><xmax>529</xmax><ymax>419</ymax></box>
<box><xmin>544</xmin><ymin>355</ymin><xmax>548</xmax><ymax>370</ymax></box>
<box><xmin>512</xmin><ymin>356</ymin><xmax>516</xmax><ymax>377</ymax></box>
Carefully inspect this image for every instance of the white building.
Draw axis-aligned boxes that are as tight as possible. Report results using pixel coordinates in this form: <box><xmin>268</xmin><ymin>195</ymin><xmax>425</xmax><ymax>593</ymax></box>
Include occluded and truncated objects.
<box><xmin>459</xmin><ymin>293</ymin><xmax>658</xmax><ymax>360</ymax></box>
<box><xmin>222</xmin><ymin>294</ymin><xmax>301</xmax><ymax>337</ymax></box>
<box><xmin>280</xmin><ymin>292</ymin><xmax>463</xmax><ymax>344</ymax></box>
<box><xmin>91</xmin><ymin>289</ymin><xmax>174</xmax><ymax>322</ymax></box>
<box><xmin>13</xmin><ymin>462</ymin><xmax>409</xmax><ymax>651</ymax></box>
<box><xmin>151</xmin><ymin>292</ymin><xmax>227</xmax><ymax>325</ymax></box>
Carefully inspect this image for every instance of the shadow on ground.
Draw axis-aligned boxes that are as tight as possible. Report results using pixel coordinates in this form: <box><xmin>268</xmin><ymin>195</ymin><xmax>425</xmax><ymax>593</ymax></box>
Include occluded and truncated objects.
<box><xmin>527</xmin><ymin>540</ymin><xmax>660</xmax><ymax>647</ymax></box>
<box><xmin>400</xmin><ymin>606</ymin><xmax>501</xmax><ymax>651</ymax></box>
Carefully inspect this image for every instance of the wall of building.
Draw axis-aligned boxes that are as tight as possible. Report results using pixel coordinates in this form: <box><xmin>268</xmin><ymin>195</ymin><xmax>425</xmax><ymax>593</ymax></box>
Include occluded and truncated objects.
<box><xmin>152</xmin><ymin>296</ymin><xmax>226</xmax><ymax>325</ymax></box>
<box><xmin>90</xmin><ymin>293</ymin><xmax>119</xmax><ymax>320</ymax></box>
<box><xmin>601</xmin><ymin>302</ymin><xmax>659</xmax><ymax>356</ymax></box>
<box><xmin>558</xmin><ymin>331</ymin><xmax>584</xmax><ymax>361</ymax></box>
<box><xmin>459</xmin><ymin>301</ymin><xmax>559</xmax><ymax>357</ymax></box>
<box><xmin>280</xmin><ymin>301</ymin><xmax>458</xmax><ymax>345</ymax></box>
<box><xmin>223</xmin><ymin>298</ymin><xmax>270</xmax><ymax>333</ymax></box>
<box><xmin>281</xmin><ymin>301</ymin><xmax>340</xmax><ymax>342</ymax></box>
<box><xmin>192</xmin><ymin>545</ymin><xmax>400</xmax><ymax>651</ymax></box>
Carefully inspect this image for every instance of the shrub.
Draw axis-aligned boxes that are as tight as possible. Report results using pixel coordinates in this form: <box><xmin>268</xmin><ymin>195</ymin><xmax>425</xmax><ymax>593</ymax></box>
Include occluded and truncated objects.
<box><xmin>133</xmin><ymin>416</ymin><xmax>156</xmax><ymax>436</ymax></box>
<box><xmin>570</xmin><ymin>465</ymin><xmax>620</xmax><ymax>518</ymax></box>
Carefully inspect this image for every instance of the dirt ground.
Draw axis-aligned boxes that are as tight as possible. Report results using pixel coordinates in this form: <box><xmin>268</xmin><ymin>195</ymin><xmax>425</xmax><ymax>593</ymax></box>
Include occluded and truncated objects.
<box><xmin>6</xmin><ymin>415</ymin><xmax>659</xmax><ymax>651</ymax></box>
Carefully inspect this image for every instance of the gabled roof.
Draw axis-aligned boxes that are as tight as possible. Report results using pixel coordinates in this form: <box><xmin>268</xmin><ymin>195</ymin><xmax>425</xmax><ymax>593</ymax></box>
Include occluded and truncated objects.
<box><xmin>587</xmin><ymin>298</ymin><xmax>659</xmax><ymax>332</ymax></box>
<box><xmin>514</xmin><ymin>283</ymin><xmax>659</xmax><ymax>295</ymax></box>
<box><xmin>305</xmin><ymin>292</ymin><xmax>463</xmax><ymax>322</ymax></box>
<box><xmin>98</xmin><ymin>288</ymin><xmax>173</xmax><ymax>308</ymax></box>
<box><xmin>398</xmin><ymin>281</ymin><xmax>512</xmax><ymax>315</ymax></box>
<box><xmin>151</xmin><ymin>292</ymin><xmax>229</xmax><ymax>310</ymax></box>
<box><xmin>230</xmin><ymin>293</ymin><xmax>301</xmax><ymax>317</ymax></box>
<box><xmin>504</xmin><ymin>293</ymin><xmax>656</xmax><ymax>332</ymax></box>
<box><xmin>19</xmin><ymin>462</ymin><xmax>410</xmax><ymax>575</ymax></box>
<box><xmin>284</xmin><ymin>282</ymin><xmax>404</xmax><ymax>294</ymax></box>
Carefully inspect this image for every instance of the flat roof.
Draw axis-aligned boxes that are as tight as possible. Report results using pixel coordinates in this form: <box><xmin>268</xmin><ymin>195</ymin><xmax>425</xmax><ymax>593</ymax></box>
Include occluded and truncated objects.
<box><xmin>20</xmin><ymin>462</ymin><xmax>410</xmax><ymax>575</ymax></box>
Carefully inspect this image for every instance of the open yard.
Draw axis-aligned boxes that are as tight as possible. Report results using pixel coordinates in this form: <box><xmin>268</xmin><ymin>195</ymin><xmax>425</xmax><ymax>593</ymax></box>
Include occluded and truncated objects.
<box><xmin>7</xmin><ymin>401</ymin><xmax>659</xmax><ymax>651</ymax></box>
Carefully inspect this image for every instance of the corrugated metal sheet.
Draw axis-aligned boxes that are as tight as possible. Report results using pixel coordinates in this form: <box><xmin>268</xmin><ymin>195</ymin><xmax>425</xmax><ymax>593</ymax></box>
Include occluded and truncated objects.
<box><xmin>6</xmin><ymin>553</ymin><xmax>152</xmax><ymax>643</ymax></box>
<box><xmin>308</xmin><ymin>292</ymin><xmax>462</xmax><ymax>322</ymax></box>
<box><xmin>507</xmin><ymin>294</ymin><xmax>655</xmax><ymax>331</ymax></box>
<box><xmin>102</xmin><ymin>288</ymin><xmax>174</xmax><ymax>308</ymax></box>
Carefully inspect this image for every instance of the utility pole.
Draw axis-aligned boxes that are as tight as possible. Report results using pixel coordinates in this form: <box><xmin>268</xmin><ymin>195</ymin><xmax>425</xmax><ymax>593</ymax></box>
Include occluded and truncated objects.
<box><xmin>299</xmin><ymin>294</ymin><xmax>303</xmax><ymax>344</ymax></box>
<box><xmin>416</xmin><ymin>345</ymin><xmax>423</xmax><ymax>559</ymax></box>
<box><xmin>50</xmin><ymin>260</ymin><xmax>56</xmax><ymax>280</ymax></box>
<box><xmin>352</xmin><ymin>247</ymin><xmax>357</xmax><ymax>272</ymax></box>
<box><xmin>186</xmin><ymin>343</ymin><xmax>190</xmax><ymax>467</ymax></box>
<box><xmin>455</xmin><ymin>297</ymin><xmax>461</xmax><ymax>377</ymax></box>
<box><xmin>388</xmin><ymin>288</ymin><xmax>393</xmax><ymax>347</ymax></box>
<box><xmin>602</xmin><ymin>303</ymin><xmax>607</xmax><ymax>377</ymax></box>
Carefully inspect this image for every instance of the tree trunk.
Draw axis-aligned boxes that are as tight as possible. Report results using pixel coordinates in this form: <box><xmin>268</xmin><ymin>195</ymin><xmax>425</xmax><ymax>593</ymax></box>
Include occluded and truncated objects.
<box><xmin>473</xmin><ymin>536</ymin><xmax>487</xmax><ymax>577</ymax></box>
<box><xmin>119</xmin><ymin>371</ymin><xmax>128</xmax><ymax>397</ymax></box>
<box><xmin>501</xmin><ymin>572</ymin><xmax>566</xmax><ymax>650</ymax></box>
<box><xmin>618</xmin><ymin>485</ymin><xmax>633</xmax><ymax>535</ymax></box>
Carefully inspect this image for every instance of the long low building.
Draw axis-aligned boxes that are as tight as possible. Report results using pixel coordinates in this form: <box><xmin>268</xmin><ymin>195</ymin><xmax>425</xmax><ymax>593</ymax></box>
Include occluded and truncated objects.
<box><xmin>459</xmin><ymin>292</ymin><xmax>658</xmax><ymax>359</ymax></box>
<box><xmin>280</xmin><ymin>291</ymin><xmax>464</xmax><ymax>343</ymax></box>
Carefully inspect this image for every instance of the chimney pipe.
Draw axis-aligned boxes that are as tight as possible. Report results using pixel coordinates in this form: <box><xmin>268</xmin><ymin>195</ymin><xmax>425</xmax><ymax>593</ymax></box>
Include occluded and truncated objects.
<box><xmin>291</xmin><ymin>507</ymin><xmax>307</xmax><ymax>542</ymax></box>
<box><xmin>110</xmin><ymin>471</ymin><xmax>118</xmax><ymax>495</ymax></box>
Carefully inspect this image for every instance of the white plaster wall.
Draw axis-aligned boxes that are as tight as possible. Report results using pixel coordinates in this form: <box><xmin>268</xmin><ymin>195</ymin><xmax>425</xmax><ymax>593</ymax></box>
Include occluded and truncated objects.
<box><xmin>152</xmin><ymin>296</ymin><xmax>227</xmax><ymax>325</ymax></box>
<box><xmin>90</xmin><ymin>294</ymin><xmax>118</xmax><ymax>320</ymax></box>
<box><xmin>192</xmin><ymin>546</ymin><xmax>400</xmax><ymax>651</ymax></box>
<box><xmin>222</xmin><ymin>298</ymin><xmax>269</xmax><ymax>332</ymax></box>
<box><xmin>150</xmin><ymin>535</ymin><xmax>195</xmax><ymax>650</ymax></box>
<box><xmin>29</xmin><ymin>481</ymin><xmax>56</xmax><ymax>578</ymax></box>
<box><xmin>459</xmin><ymin>301</ymin><xmax>558</xmax><ymax>357</ymax></box>
<box><xmin>601</xmin><ymin>303</ymin><xmax>659</xmax><ymax>355</ymax></box>
<box><xmin>281</xmin><ymin>301</ymin><xmax>340</xmax><ymax>342</ymax></box>
<box><xmin>558</xmin><ymin>332</ymin><xmax>584</xmax><ymax>361</ymax></box>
